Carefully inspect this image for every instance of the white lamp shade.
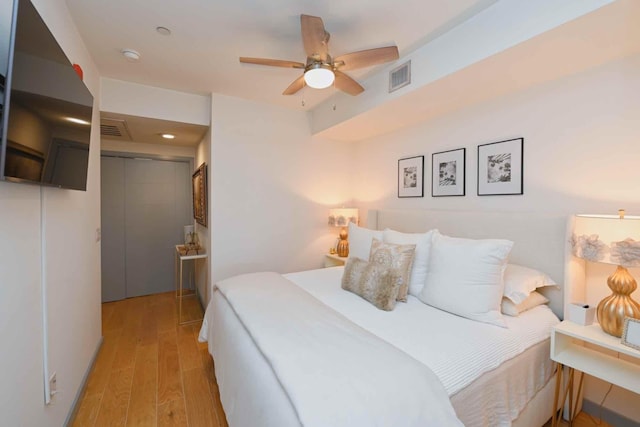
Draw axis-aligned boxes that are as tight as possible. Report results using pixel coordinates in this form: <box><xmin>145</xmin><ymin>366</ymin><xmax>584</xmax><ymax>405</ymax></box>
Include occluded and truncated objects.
<box><xmin>304</xmin><ymin>67</ymin><xmax>334</xmax><ymax>89</ymax></box>
<box><xmin>572</xmin><ymin>214</ymin><xmax>640</xmax><ymax>267</ymax></box>
<box><xmin>328</xmin><ymin>208</ymin><xmax>358</xmax><ymax>227</ymax></box>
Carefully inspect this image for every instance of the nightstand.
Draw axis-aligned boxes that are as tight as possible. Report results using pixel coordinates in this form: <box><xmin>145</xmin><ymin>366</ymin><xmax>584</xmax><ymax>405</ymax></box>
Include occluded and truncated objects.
<box><xmin>550</xmin><ymin>320</ymin><xmax>640</xmax><ymax>426</ymax></box>
<box><xmin>324</xmin><ymin>253</ymin><xmax>347</xmax><ymax>268</ymax></box>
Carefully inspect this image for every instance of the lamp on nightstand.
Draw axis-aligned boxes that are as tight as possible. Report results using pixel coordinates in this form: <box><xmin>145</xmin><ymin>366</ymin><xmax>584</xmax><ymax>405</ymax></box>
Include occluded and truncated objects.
<box><xmin>572</xmin><ymin>210</ymin><xmax>640</xmax><ymax>337</ymax></box>
<box><xmin>328</xmin><ymin>208</ymin><xmax>358</xmax><ymax>257</ymax></box>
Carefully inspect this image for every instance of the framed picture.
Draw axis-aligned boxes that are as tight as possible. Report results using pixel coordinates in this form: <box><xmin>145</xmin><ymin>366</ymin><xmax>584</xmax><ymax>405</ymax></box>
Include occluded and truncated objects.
<box><xmin>398</xmin><ymin>156</ymin><xmax>424</xmax><ymax>198</ymax></box>
<box><xmin>477</xmin><ymin>138</ymin><xmax>523</xmax><ymax>196</ymax></box>
<box><xmin>192</xmin><ymin>162</ymin><xmax>207</xmax><ymax>227</ymax></box>
<box><xmin>432</xmin><ymin>148</ymin><xmax>465</xmax><ymax>197</ymax></box>
<box><xmin>622</xmin><ymin>317</ymin><xmax>640</xmax><ymax>351</ymax></box>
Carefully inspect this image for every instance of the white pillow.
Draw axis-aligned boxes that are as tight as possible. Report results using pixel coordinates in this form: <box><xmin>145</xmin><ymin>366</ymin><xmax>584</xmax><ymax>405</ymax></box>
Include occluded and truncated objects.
<box><xmin>503</xmin><ymin>264</ymin><xmax>557</xmax><ymax>305</ymax></box>
<box><xmin>419</xmin><ymin>231</ymin><xmax>513</xmax><ymax>328</ymax></box>
<box><xmin>501</xmin><ymin>291</ymin><xmax>549</xmax><ymax>316</ymax></box>
<box><xmin>383</xmin><ymin>228</ymin><xmax>436</xmax><ymax>297</ymax></box>
<box><xmin>348</xmin><ymin>223</ymin><xmax>383</xmax><ymax>261</ymax></box>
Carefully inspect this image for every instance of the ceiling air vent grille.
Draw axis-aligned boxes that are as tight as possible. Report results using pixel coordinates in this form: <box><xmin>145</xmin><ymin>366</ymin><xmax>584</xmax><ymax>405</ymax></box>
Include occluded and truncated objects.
<box><xmin>100</xmin><ymin>118</ymin><xmax>132</xmax><ymax>141</ymax></box>
<box><xmin>100</xmin><ymin>124</ymin><xmax>121</xmax><ymax>137</ymax></box>
<box><xmin>389</xmin><ymin>60</ymin><xmax>411</xmax><ymax>93</ymax></box>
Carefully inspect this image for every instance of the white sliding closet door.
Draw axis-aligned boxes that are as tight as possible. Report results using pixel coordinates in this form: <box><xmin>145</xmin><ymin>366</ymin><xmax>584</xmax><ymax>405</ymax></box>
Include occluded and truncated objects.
<box><xmin>101</xmin><ymin>156</ymin><xmax>192</xmax><ymax>302</ymax></box>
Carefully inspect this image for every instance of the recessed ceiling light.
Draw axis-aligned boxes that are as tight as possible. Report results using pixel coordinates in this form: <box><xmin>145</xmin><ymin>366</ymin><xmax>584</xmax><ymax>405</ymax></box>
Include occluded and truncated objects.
<box><xmin>66</xmin><ymin>117</ymin><xmax>90</xmax><ymax>125</ymax></box>
<box><xmin>156</xmin><ymin>26</ymin><xmax>171</xmax><ymax>36</ymax></box>
<box><xmin>121</xmin><ymin>48</ymin><xmax>141</xmax><ymax>62</ymax></box>
<box><xmin>161</xmin><ymin>133</ymin><xmax>175</xmax><ymax>139</ymax></box>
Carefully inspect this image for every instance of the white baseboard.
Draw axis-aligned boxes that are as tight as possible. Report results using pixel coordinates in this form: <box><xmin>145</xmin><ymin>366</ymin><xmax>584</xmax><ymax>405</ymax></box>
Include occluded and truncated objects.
<box><xmin>64</xmin><ymin>336</ymin><xmax>104</xmax><ymax>427</ymax></box>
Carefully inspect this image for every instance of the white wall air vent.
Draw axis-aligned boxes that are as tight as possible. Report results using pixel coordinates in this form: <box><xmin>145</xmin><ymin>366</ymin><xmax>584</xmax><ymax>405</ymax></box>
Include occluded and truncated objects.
<box><xmin>389</xmin><ymin>60</ymin><xmax>411</xmax><ymax>93</ymax></box>
<box><xmin>100</xmin><ymin>118</ymin><xmax>132</xmax><ymax>141</ymax></box>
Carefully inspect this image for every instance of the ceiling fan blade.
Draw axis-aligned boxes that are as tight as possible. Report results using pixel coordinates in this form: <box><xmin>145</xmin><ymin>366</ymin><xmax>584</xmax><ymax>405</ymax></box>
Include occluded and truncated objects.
<box><xmin>240</xmin><ymin>57</ymin><xmax>305</xmax><ymax>68</ymax></box>
<box><xmin>301</xmin><ymin>14</ymin><xmax>329</xmax><ymax>61</ymax></box>
<box><xmin>334</xmin><ymin>71</ymin><xmax>364</xmax><ymax>96</ymax></box>
<box><xmin>282</xmin><ymin>75</ymin><xmax>306</xmax><ymax>95</ymax></box>
<box><xmin>334</xmin><ymin>46</ymin><xmax>399</xmax><ymax>71</ymax></box>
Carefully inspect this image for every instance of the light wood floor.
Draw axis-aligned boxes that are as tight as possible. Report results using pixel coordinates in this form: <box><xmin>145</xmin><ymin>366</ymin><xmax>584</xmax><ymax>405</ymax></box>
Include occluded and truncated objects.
<box><xmin>71</xmin><ymin>291</ymin><xmax>227</xmax><ymax>427</ymax></box>
<box><xmin>72</xmin><ymin>292</ymin><xmax>610</xmax><ymax>427</ymax></box>
<box><xmin>545</xmin><ymin>412</ymin><xmax>612</xmax><ymax>427</ymax></box>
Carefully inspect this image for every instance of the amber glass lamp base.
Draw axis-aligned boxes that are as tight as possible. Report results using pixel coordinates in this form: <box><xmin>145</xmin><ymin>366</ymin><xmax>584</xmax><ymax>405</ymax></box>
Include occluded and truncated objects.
<box><xmin>336</xmin><ymin>227</ymin><xmax>349</xmax><ymax>257</ymax></box>
<box><xmin>597</xmin><ymin>265</ymin><xmax>640</xmax><ymax>337</ymax></box>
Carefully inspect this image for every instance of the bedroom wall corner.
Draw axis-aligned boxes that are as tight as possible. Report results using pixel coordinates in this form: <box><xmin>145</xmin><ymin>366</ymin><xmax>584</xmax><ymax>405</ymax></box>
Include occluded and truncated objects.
<box><xmin>0</xmin><ymin>0</ymin><xmax>102</xmax><ymax>425</ymax></box>
<box><xmin>195</xmin><ymin>124</ymin><xmax>212</xmax><ymax>305</ymax></box>
<box><xmin>208</xmin><ymin>94</ymin><xmax>354</xmax><ymax>286</ymax></box>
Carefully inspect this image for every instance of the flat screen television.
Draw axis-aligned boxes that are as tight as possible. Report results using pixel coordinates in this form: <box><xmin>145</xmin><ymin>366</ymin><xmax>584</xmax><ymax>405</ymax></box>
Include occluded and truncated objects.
<box><xmin>0</xmin><ymin>0</ymin><xmax>93</xmax><ymax>191</ymax></box>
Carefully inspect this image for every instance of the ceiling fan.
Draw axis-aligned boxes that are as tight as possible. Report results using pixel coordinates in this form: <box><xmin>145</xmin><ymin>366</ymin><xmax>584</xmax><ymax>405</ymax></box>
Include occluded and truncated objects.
<box><xmin>239</xmin><ymin>14</ymin><xmax>399</xmax><ymax>96</ymax></box>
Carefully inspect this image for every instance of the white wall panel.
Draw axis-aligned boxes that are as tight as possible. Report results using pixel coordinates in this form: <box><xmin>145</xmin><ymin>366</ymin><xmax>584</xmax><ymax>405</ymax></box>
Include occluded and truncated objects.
<box><xmin>0</xmin><ymin>0</ymin><xmax>102</xmax><ymax>424</ymax></box>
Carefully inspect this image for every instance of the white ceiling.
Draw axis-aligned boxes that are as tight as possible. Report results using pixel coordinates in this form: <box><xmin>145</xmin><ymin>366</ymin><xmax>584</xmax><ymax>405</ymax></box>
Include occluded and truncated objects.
<box><xmin>65</xmin><ymin>0</ymin><xmax>497</xmax><ymax>111</ymax></box>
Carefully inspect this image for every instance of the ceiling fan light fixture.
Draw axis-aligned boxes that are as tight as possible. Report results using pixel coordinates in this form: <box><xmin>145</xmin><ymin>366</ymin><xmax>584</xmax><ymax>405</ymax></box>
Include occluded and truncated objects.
<box><xmin>304</xmin><ymin>63</ymin><xmax>334</xmax><ymax>89</ymax></box>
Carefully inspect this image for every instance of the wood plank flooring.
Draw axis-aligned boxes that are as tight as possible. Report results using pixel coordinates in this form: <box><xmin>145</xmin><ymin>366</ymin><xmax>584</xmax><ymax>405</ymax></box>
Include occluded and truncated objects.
<box><xmin>545</xmin><ymin>412</ymin><xmax>612</xmax><ymax>427</ymax></box>
<box><xmin>72</xmin><ymin>292</ymin><xmax>227</xmax><ymax>427</ymax></box>
<box><xmin>73</xmin><ymin>291</ymin><xmax>610</xmax><ymax>427</ymax></box>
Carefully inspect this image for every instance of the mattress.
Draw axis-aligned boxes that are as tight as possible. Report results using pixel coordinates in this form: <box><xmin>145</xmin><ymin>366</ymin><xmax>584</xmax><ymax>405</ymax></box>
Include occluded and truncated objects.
<box><xmin>202</xmin><ymin>266</ymin><xmax>560</xmax><ymax>426</ymax></box>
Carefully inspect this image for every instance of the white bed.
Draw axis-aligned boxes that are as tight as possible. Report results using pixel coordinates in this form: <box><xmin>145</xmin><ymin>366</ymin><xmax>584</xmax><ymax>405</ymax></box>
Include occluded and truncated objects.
<box><xmin>200</xmin><ymin>209</ymin><xmax>569</xmax><ymax>426</ymax></box>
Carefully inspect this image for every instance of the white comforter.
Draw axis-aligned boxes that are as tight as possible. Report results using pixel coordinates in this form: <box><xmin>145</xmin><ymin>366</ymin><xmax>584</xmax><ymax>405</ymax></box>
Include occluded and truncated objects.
<box><xmin>287</xmin><ymin>267</ymin><xmax>560</xmax><ymax>396</ymax></box>
<box><xmin>204</xmin><ymin>271</ymin><xmax>463</xmax><ymax>427</ymax></box>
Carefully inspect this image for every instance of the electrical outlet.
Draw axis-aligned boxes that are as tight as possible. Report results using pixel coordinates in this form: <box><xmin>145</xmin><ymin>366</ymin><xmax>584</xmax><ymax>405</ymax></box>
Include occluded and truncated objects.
<box><xmin>49</xmin><ymin>372</ymin><xmax>57</xmax><ymax>397</ymax></box>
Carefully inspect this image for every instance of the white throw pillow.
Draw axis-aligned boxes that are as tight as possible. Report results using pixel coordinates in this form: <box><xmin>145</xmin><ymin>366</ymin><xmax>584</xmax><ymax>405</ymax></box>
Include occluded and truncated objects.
<box><xmin>501</xmin><ymin>291</ymin><xmax>549</xmax><ymax>316</ymax></box>
<box><xmin>383</xmin><ymin>228</ymin><xmax>436</xmax><ymax>297</ymax></box>
<box><xmin>419</xmin><ymin>231</ymin><xmax>513</xmax><ymax>328</ymax></box>
<box><xmin>503</xmin><ymin>264</ymin><xmax>557</xmax><ymax>305</ymax></box>
<box><xmin>348</xmin><ymin>223</ymin><xmax>383</xmax><ymax>261</ymax></box>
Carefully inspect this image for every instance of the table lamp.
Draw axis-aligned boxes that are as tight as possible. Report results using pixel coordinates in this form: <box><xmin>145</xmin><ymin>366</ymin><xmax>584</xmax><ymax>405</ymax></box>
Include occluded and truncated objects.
<box><xmin>572</xmin><ymin>210</ymin><xmax>640</xmax><ymax>337</ymax></box>
<box><xmin>328</xmin><ymin>208</ymin><xmax>359</xmax><ymax>257</ymax></box>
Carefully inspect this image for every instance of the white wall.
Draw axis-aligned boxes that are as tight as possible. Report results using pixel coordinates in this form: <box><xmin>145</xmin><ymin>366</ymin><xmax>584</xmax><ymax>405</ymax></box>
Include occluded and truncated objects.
<box><xmin>351</xmin><ymin>53</ymin><xmax>640</xmax><ymax>421</ymax></box>
<box><xmin>209</xmin><ymin>94</ymin><xmax>353</xmax><ymax>285</ymax></box>
<box><xmin>311</xmin><ymin>0</ymin><xmax>615</xmax><ymax>137</ymax></box>
<box><xmin>0</xmin><ymin>0</ymin><xmax>102</xmax><ymax>425</ymax></box>
<box><xmin>352</xmin><ymin>53</ymin><xmax>640</xmax><ymax>217</ymax></box>
<box><xmin>100</xmin><ymin>78</ymin><xmax>210</xmax><ymax>126</ymax></box>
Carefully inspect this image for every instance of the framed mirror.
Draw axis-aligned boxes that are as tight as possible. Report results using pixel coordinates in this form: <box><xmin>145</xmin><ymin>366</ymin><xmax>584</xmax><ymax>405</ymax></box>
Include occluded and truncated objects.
<box><xmin>192</xmin><ymin>162</ymin><xmax>207</xmax><ymax>227</ymax></box>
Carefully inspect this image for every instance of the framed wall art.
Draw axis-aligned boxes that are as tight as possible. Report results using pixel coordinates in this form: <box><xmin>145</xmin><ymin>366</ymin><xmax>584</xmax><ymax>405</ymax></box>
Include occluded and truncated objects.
<box><xmin>477</xmin><ymin>138</ymin><xmax>523</xmax><ymax>196</ymax></box>
<box><xmin>622</xmin><ymin>317</ymin><xmax>640</xmax><ymax>351</ymax></box>
<box><xmin>192</xmin><ymin>162</ymin><xmax>208</xmax><ymax>227</ymax></box>
<box><xmin>398</xmin><ymin>155</ymin><xmax>424</xmax><ymax>198</ymax></box>
<box><xmin>432</xmin><ymin>148</ymin><xmax>465</xmax><ymax>197</ymax></box>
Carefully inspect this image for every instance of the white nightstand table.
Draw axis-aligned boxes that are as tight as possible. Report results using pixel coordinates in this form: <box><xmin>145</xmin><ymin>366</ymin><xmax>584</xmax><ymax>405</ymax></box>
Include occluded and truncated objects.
<box><xmin>324</xmin><ymin>253</ymin><xmax>347</xmax><ymax>268</ymax></box>
<box><xmin>175</xmin><ymin>245</ymin><xmax>208</xmax><ymax>325</ymax></box>
<box><xmin>550</xmin><ymin>320</ymin><xmax>640</xmax><ymax>426</ymax></box>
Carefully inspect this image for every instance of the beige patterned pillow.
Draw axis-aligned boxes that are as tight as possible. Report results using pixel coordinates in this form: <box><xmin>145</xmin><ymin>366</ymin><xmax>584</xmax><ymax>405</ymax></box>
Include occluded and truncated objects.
<box><xmin>368</xmin><ymin>238</ymin><xmax>416</xmax><ymax>302</ymax></box>
<box><xmin>341</xmin><ymin>257</ymin><xmax>403</xmax><ymax>311</ymax></box>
